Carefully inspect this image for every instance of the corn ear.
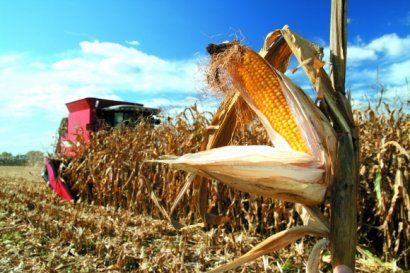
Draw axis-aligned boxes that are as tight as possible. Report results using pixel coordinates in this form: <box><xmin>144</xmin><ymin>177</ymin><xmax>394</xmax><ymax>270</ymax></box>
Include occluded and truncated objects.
<box><xmin>228</xmin><ymin>44</ymin><xmax>309</xmax><ymax>153</ymax></box>
<box><xmin>154</xmin><ymin>42</ymin><xmax>336</xmax><ymax>205</ymax></box>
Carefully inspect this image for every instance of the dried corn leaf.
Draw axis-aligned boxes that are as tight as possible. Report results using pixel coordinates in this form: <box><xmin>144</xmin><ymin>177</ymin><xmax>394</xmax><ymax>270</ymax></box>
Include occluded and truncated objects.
<box><xmin>208</xmin><ymin>225</ymin><xmax>328</xmax><ymax>273</ymax></box>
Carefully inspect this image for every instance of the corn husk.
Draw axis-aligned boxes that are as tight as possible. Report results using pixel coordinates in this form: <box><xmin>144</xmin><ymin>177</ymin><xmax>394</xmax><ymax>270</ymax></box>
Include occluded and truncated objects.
<box><xmin>154</xmin><ymin>43</ymin><xmax>336</xmax><ymax>205</ymax></box>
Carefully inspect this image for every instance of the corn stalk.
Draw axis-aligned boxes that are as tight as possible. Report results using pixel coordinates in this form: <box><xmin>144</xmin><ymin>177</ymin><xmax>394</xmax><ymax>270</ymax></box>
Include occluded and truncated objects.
<box><xmin>329</xmin><ymin>0</ymin><xmax>358</xmax><ymax>271</ymax></box>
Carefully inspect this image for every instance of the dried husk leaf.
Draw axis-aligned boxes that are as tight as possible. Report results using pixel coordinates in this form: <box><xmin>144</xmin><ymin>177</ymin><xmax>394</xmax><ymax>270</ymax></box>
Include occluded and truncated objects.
<box><xmin>207</xmin><ymin>225</ymin><xmax>328</xmax><ymax>273</ymax></box>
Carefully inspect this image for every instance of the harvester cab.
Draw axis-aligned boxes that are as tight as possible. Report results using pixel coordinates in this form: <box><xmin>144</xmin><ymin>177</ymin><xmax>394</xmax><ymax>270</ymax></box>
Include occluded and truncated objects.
<box><xmin>42</xmin><ymin>97</ymin><xmax>160</xmax><ymax>201</ymax></box>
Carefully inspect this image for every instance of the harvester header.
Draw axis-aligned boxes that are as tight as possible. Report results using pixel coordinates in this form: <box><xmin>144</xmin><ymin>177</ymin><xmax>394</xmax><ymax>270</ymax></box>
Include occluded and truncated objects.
<box><xmin>42</xmin><ymin>97</ymin><xmax>160</xmax><ymax>201</ymax></box>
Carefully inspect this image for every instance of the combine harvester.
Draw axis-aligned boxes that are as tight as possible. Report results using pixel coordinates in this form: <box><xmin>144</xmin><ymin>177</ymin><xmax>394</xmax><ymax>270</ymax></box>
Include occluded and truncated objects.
<box><xmin>42</xmin><ymin>97</ymin><xmax>160</xmax><ymax>201</ymax></box>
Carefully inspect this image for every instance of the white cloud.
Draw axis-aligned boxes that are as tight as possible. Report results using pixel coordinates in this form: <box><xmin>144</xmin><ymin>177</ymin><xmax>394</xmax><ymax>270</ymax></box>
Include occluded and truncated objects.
<box><xmin>0</xmin><ymin>53</ymin><xmax>24</xmax><ymax>66</ymax></box>
<box><xmin>48</xmin><ymin>41</ymin><xmax>202</xmax><ymax>93</ymax></box>
<box><xmin>343</xmin><ymin>33</ymin><xmax>410</xmax><ymax>107</ymax></box>
<box><xmin>367</xmin><ymin>33</ymin><xmax>410</xmax><ymax>57</ymax></box>
<box><xmin>383</xmin><ymin>59</ymin><xmax>410</xmax><ymax>85</ymax></box>
<box><xmin>345</xmin><ymin>33</ymin><xmax>410</xmax><ymax>65</ymax></box>
<box><xmin>0</xmin><ymin>41</ymin><xmax>207</xmax><ymax>154</ymax></box>
<box><xmin>0</xmin><ymin>41</ymin><xmax>204</xmax><ymax>117</ymax></box>
<box><xmin>140</xmin><ymin>95</ymin><xmax>219</xmax><ymax>118</ymax></box>
<box><xmin>347</xmin><ymin>45</ymin><xmax>377</xmax><ymax>63</ymax></box>
<box><xmin>125</xmin><ymin>40</ymin><xmax>140</xmax><ymax>46</ymax></box>
<box><xmin>347</xmin><ymin>67</ymin><xmax>378</xmax><ymax>82</ymax></box>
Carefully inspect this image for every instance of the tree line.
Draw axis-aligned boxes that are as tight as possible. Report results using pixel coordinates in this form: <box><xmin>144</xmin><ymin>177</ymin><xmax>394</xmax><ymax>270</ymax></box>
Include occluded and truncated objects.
<box><xmin>0</xmin><ymin>151</ymin><xmax>44</xmax><ymax>166</ymax></box>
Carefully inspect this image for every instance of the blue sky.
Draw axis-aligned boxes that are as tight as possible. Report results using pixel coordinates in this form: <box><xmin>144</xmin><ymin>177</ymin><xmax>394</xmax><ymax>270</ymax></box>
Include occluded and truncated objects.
<box><xmin>1</xmin><ymin>0</ymin><xmax>409</xmax><ymax>154</ymax></box>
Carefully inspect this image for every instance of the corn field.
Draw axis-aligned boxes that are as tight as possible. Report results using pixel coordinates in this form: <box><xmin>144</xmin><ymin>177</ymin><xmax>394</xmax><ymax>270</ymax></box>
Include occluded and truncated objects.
<box><xmin>53</xmin><ymin>100</ymin><xmax>410</xmax><ymax>270</ymax></box>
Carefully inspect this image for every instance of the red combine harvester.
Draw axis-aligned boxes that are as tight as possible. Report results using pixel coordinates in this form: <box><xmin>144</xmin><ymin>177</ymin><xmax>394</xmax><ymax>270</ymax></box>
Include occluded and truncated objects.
<box><xmin>42</xmin><ymin>97</ymin><xmax>160</xmax><ymax>201</ymax></box>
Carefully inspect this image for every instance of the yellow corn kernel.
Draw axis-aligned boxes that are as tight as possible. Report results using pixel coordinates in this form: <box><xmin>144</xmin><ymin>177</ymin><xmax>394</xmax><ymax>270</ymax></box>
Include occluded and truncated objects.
<box><xmin>230</xmin><ymin>46</ymin><xmax>309</xmax><ymax>154</ymax></box>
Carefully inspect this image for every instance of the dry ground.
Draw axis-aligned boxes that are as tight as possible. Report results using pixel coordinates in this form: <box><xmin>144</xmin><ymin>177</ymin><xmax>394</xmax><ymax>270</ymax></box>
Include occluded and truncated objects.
<box><xmin>0</xmin><ymin>166</ymin><xmax>404</xmax><ymax>272</ymax></box>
